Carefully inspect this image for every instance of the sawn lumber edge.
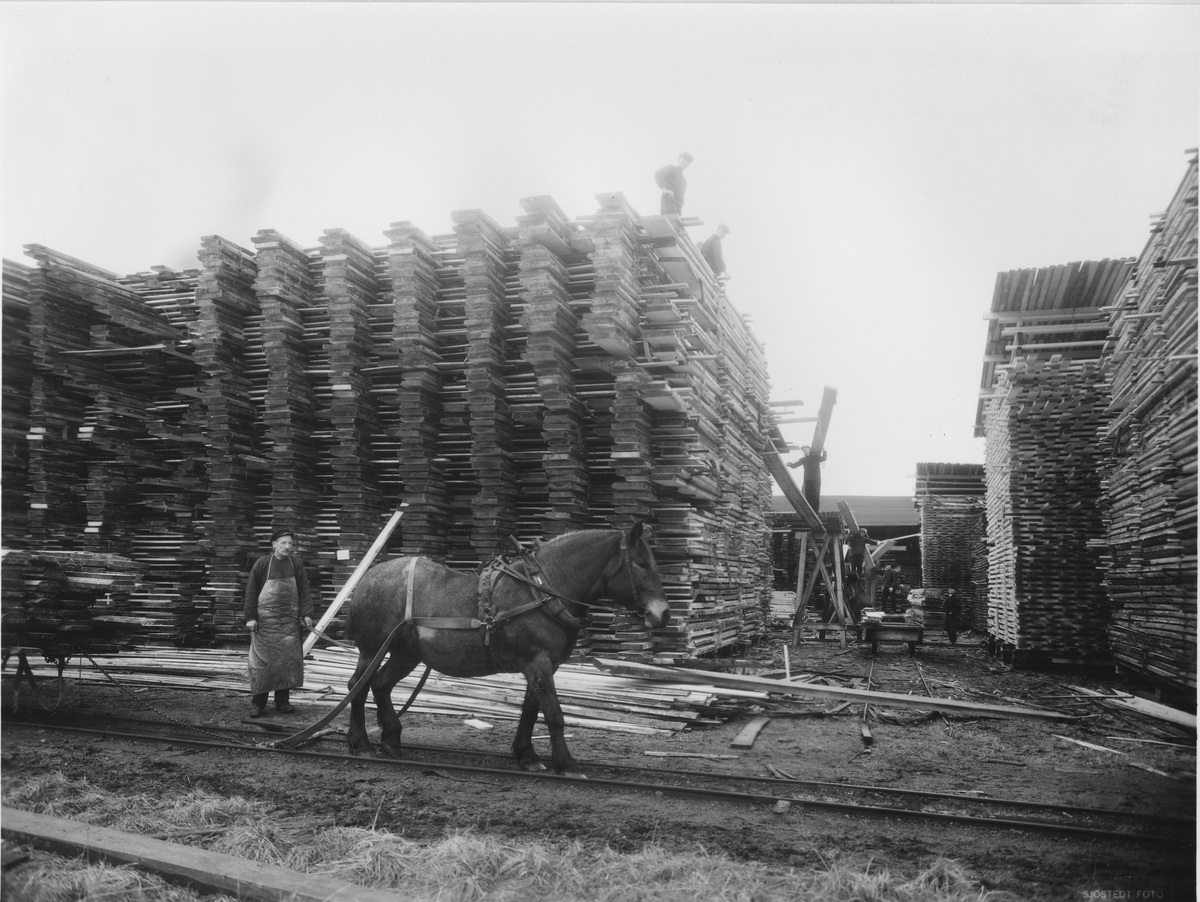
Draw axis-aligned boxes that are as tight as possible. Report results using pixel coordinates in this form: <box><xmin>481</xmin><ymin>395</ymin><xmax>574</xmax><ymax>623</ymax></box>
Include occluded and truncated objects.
<box><xmin>592</xmin><ymin>659</ymin><xmax>1075</xmax><ymax>721</ymax></box>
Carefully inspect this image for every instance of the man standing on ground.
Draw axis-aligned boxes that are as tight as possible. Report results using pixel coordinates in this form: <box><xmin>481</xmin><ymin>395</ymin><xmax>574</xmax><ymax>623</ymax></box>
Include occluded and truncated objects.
<box><xmin>701</xmin><ymin>223</ymin><xmax>731</xmax><ymax>279</ymax></box>
<box><xmin>245</xmin><ymin>528</ymin><xmax>314</xmax><ymax>717</ymax></box>
<box><xmin>787</xmin><ymin>445</ymin><xmax>826</xmax><ymax>512</ymax></box>
<box><xmin>944</xmin><ymin>590</ymin><xmax>963</xmax><ymax>645</ymax></box>
<box><xmin>655</xmin><ymin>152</ymin><xmax>693</xmax><ymax>215</ymax></box>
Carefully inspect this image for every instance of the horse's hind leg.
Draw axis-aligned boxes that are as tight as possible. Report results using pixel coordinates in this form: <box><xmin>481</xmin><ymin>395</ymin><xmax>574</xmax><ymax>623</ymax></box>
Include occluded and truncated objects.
<box><xmin>372</xmin><ymin>644</ymin><xmax>420</xmax><ymax>758</ymax></box>
<box><xmin>512</xmin><ymin>684</ymin><xmax>545</xmax><ymax>772</ymax></box>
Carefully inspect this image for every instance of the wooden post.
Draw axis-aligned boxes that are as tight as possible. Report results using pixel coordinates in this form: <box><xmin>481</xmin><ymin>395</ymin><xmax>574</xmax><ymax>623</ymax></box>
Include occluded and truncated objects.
<box><xmin>303</xmin><ymin>508</ymin><xmax>404</xmax><ymax>655</ymax></box>
<box><xmin>791</xmin><ymin>530</ymin><xmax>809</xmax><ymax>647</ymax></box>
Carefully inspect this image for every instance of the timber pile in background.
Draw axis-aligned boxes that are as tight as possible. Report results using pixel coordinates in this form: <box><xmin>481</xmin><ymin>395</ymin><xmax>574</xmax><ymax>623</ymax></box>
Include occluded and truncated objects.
<box><xmin>1</xmin><ymin>193</ymin><xmax>785</xmax><ymax>662</ymax></box>
<box><xmin>978</xmin><ymin>256</ymin><xmax>1136</xmax><ymax>664</ymax></box>
<box><xmin>1099</xmin><ymin>155</ymin><xmax>1198</xmax><ymax>693</ymax></box>
<box><xmin>914</xmin><ymin>463</ymin><xmax>987</xmax><ymax>630</ymax></box>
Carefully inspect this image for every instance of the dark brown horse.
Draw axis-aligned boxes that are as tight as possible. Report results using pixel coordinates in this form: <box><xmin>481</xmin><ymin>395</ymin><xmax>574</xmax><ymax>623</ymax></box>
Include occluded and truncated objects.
<box><xmin>344</xmin><ymin>523</ymin><xmax>671</xmax><ymax>776</ymax></box>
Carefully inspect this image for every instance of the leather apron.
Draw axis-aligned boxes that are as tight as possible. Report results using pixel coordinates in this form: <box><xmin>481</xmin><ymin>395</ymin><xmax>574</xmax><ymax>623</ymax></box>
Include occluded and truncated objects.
<box><xmin>247</xmin><ymin>556</ymin><xmax>304</xmax><ymax>695</ymax></box>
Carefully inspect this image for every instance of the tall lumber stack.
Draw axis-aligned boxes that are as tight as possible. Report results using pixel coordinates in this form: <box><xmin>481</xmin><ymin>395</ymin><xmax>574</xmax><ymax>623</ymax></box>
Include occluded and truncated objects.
<box><xmin>319</xmin><ymin>229</ymin><xmax>387</xmax><ymax>583</ymax></box>
<box><xmin>386</xmin><ymin>223</ymin><xmax>448</xmax><ymax>558</ymax></box>
<box><xmin>978</xmin><ymin>259</ymin><xmax>1134</xmax><ymax>661</ymax></box>
<box><xmin>984</xmin><ymin>357</ymin><xmax>1115</xmax><ymax>658</ymax></box>
<box><xmin>915</xmin><ymin>463</ymin><xmax>987</xmax><ymax>626</ymax></box>
<box><xmin>193</xmin><ymin>236</ymin><xmax>261</xmax><ymax>641</ymax></box>
<box><xmin>251</xmin><ymin>231</ymin><xmax>322</xmax><ymax>545</ymax></box>
<box><xmin>456</xmin><ymin>211</ymin><xmax>520</xmax><ymax>558</ymax></box>
<box><xmin>2</xmin><ymin>260</ymin><xmax>34</xmax><ymax>547</ymax></box>
<box><xmin>1099</xmin><ymin>155</ymin><xmax>1198</xmax><ymax>692</ymax></box>
<box><xmin>4</xmin><ymin>191</ymin><xmax>781</xmax><ymax>659</ymax></box>
<box><xmin>515</xmin><ymin>197</ymin><xmax>591</xmax><ymax>537</ymax></box>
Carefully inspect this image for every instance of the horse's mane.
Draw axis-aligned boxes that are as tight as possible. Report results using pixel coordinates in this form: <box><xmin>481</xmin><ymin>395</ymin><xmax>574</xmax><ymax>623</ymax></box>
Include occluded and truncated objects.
<box><xmin>538</xmin><ymin>528</ymin><xmax>618</xmax><ymax>550</ymax></box>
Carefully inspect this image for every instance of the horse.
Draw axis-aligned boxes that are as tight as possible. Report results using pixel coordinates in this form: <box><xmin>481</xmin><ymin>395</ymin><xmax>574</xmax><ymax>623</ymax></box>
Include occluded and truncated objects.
<box><xmin>343</xmin><ymin>522</ymin><xmax>671</xmax><ymax>777</ymax></box>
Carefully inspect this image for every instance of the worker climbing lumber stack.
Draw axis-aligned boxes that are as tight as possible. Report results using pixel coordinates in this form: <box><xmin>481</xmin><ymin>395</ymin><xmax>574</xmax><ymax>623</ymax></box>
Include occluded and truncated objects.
<box><xmin>1099</xmin><ymin>154</ymin><xmax>1198</xmax><ymax>692</ymax></box>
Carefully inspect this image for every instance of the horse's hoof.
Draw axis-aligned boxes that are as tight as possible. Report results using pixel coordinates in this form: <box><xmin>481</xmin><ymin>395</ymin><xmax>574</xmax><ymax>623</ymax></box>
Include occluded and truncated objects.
<box><xmin>348</xmin><ymin>746</ymin><xmax>375</xmax><ymax>758</ymax></box>
<box><xmin>564</xmin><ymin>770</ymin><xmax>588</xmax><ymax>780</ymax></box>
<box><xmin>519</xmin><ymin>760</ymin><xmax>548</xmax><ymax>773</ymax></box>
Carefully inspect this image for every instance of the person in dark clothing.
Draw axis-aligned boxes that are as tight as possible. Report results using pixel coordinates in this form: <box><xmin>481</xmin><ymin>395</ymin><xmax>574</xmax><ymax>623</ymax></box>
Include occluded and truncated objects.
<box><xmin>245</xmin><ymin>529</ymin><xmax>314</xmax><ymax>717</ymax></box>
<box><xmin>846</xmin><ymin>528</ymin><xmax>869</xmax><ymax>579</ymax></box>
<box><xmin>787</xmin><ymin>445</ymin><xmax>826</xmax><ymax>511</ymax></box>
<box><xmin>655</xmin><ymin>152</ymin><xmax>693</xmax><ymax>215</ymax></box>
<box><xmin>701</xmin><ymin>224</ymin><xmax>731</xmax><ymax>279</ymax></box>
<box><xmin>943</xmin><ymin>590</ymin><xmax>963</xmax><ymax>644</ymax></box>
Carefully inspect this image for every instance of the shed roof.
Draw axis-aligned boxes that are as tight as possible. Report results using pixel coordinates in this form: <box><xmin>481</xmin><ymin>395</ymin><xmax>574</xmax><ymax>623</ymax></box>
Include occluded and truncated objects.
<box><xmin>769</xmin><ymin>494</ymin><xmax>919</xmax><ymax>528</ymax></box>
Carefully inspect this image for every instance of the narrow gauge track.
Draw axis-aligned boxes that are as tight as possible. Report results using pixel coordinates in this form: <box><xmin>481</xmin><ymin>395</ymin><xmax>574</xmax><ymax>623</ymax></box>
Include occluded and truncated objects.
<box><xmin>6</xmin><ymin>715</ymin><xmax>1193</xmax><ymax>848</ymax></box>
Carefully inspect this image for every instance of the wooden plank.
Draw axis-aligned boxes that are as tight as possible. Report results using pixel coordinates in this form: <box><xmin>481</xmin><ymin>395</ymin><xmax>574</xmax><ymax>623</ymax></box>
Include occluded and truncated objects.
<box><xmin>762</xmin><ymin>451</ymin><xmax>823</xmax><ymax>531</ymax></box>
<box><xmin>730</xmin><ymin>715</ymin><xmax>770</xmax><ymax>748</ymax></box>
<box><xmin>1068</xmin><ymin>686</ymin><xmax>1197</xmax><ymax>729</ymax></box>
<box><xmin>0</xmin><ymin>807</ymin><xmax>407</xmax><ymax>902</ymax></box>
<box><xmin>303</xmin><ymin>507</ymin><xmax>405</xmax><ymax>654</ymax></box>
<box><xmin>808</xmin><ymin>385</ymin><xmax>837</xmax><ymax>456</ymax></box>
<box><xmin>593</xmin><ymin>659</ymin><xmax>1075</xmax><ymax>721</ymax></box>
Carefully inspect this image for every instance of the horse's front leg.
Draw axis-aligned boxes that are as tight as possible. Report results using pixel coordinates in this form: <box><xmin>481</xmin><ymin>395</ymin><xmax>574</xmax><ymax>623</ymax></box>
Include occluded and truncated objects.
<box><xmin>512</xmin><ymin>684</ymin><xmax>545</xmax><ymax>772</ymax></box>
<box><xmin>346</xmin><ymin>654</ymin><xmax>376</xmax><ymax>757</ymax></box>
<box><xmin>521</xmin><ymin>655</ymin><xmax>583</xmax><ymax>778</ymax></box>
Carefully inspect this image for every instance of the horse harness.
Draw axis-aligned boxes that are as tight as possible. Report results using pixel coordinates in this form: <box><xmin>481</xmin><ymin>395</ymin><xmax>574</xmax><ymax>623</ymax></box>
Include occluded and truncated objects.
<box><xmin>401</xmin><ymin>534</ymin><xmax>644</xmax><ymax>645</ymax></box>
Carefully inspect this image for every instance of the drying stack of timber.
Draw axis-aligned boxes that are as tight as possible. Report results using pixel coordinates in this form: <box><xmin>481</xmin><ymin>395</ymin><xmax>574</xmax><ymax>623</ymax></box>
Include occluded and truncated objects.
<box><xmin>1099</xmin><ymin>154</ymin><xmax>1198</xmax><ymax>692</ymax></box>
<box><xmin>2</xmin><ymin>260</ymin><xmax>34</xmax><ymax>546</ymax></box>
<box><xmin>1</xmin><ymin>550</ymin><xmax>144</xmax><ymax>663</ymax></box>
<box><xmin>914</xmin><ymin>463</ymin><xmax>987</xmax><ymax>627</ymax></box>
<box><xmin>978</xmin><ymin>258</ymin><xmax>1134</xmax><ymax>662</ymax></box>
<box><xmin>2</xmin><ymin>191</ymin><xmax>784</xmax><ymax>660</ymax></box>
<box><xmin>319</xmin><ymin>229</ymin><xmax>387</xmax><ymax>583</ymax></box>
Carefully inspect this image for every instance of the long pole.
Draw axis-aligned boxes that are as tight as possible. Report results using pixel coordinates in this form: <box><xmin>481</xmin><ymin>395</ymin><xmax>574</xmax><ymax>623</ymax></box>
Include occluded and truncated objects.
<box><xmin>303</xmin><ymin>508</ymin><xmax>405</xmax><ymax>655</ymax></box>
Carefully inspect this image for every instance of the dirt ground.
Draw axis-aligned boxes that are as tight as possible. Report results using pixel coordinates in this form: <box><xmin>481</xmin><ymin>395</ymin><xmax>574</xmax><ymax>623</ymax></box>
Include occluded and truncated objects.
<box><xmin>2</xmin><ymin>627</ymin><xmax>1196</xmax><ymax>902</ymax></box>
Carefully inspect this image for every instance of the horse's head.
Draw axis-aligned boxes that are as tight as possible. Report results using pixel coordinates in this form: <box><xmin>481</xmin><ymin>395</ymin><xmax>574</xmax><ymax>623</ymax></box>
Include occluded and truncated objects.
<box><xmin>607</xmin><ymin>522</ymin><xmax>671</xmax><ymax>630</ymax></box>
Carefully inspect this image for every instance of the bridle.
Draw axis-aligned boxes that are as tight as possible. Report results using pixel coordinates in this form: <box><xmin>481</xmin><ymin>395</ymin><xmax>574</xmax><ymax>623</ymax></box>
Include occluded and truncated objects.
<box><xmin>613</xmin><ymin>531</ymin><xmax>644</xmax><ymax>612</ymax></box>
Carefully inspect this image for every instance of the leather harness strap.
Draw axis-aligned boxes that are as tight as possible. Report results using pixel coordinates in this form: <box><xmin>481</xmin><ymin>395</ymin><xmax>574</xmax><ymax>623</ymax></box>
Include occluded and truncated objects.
<box><xmin>399</xmin><ymin>537</ymin><xmax>643</xmax><ymax>637</ymax></box>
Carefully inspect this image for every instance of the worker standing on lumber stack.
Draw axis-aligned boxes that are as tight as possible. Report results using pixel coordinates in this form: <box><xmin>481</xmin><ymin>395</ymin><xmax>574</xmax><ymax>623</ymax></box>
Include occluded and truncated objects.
<box><xmin>701</xmin><ymin>224</ymin><xmax>731</xmax><ymax>280</ymax></box>
<box><xmin>943</xmin><ymin>590</ymin><xmax>963</xmax><ymax>645</ymax></box>
<box><xmin>655</xmin><ymin>152</ymin><xmax>693</xmax><ymax>215</ymax></box>
<box><xmin>244</xmin><ymin>529</ymin><xmax>313</xmax><ymax>717</ymax></box>
<box><xmin>787</xmin><ymin>445</ymin><xmax>826</xmax><ymax>511</ymax></box>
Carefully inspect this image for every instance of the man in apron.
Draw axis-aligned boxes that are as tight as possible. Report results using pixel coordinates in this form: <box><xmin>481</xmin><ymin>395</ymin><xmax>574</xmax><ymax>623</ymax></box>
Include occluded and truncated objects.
<box><xmin>244</xmin><ymin>529</ymin><xmax>313</xmax><ymax>717</ymax></box>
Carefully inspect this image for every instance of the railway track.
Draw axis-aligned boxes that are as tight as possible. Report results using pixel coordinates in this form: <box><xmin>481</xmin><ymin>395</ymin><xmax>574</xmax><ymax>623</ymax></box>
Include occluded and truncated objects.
<box><xmin>6</xmin><ymin>713</ymin><xmax>1194</xmax><ymax>848</ymax></box>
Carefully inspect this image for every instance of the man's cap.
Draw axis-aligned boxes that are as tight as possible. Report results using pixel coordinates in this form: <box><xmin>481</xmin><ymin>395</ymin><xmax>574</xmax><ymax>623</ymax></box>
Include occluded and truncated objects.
<box><xmin>679</xmin><ymin>151</ymin><xmax>694</xmax><ymax>163</ymax></box>
<box><xmin>270</xmin><ymin>528</ymin><xmax>295</xmax><ymax>543</ymax></box>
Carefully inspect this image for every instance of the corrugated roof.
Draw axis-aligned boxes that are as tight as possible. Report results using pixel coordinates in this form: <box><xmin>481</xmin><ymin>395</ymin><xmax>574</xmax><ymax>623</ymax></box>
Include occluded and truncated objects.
<box><xmin>769</xmin><ymin>494</ymin><xmax>919</xmax><ymax>527</ymax></box>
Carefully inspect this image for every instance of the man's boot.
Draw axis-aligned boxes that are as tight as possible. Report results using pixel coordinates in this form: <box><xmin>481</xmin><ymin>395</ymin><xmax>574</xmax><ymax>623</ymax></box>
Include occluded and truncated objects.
<box><xmin>275</xmin><ymin>690</ymin><xmax>296</xmax><ymax>714</ymax></box>
<box><xmin>250</xmin><ymin>693</ymin><xmax>268</xmax><ymax>718</ymax></box>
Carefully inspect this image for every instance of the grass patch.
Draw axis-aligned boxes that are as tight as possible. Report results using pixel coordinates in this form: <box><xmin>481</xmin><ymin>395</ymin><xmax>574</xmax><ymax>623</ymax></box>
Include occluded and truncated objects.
<box><xmin>2</xmin><ymin>772</ymin><xmax>1018</xmax><ymax>902</ymax></box>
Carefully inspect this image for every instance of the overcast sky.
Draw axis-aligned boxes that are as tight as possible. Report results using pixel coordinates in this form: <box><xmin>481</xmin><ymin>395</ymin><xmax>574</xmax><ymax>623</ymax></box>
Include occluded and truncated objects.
<box><xmin>3</xmin><ymin>3</ymin><xmax>1197</xmax><ymax>498</ymax></box>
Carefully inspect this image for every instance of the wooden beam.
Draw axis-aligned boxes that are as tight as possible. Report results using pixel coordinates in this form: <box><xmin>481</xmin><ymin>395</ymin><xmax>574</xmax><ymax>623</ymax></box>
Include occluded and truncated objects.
<box><xmin>762</xmin><ymin>452</ymin><xmax>823</xmax><ymax>531</ymax></box>
<box><xmin>304</xmin><ymin>508</ymin><xmax>404</xmax><ymax>655</ymax></box>
<box><xmin>808</xmin><ymin>386</ymin><xmax>837</xmax><ymax>456</ymax></box>
<box><xmin>836</xmin><ymin>500</ymin><xmax>861</xmax><ymax>535</ymax></box>
<box><xmin>592</xmin><ymin>660</ymin><xmax>1076</xmax><ymax>722</ymax></box>
<box><xmin>730</xmin><ymin>716</ymin><xmax>771</xmax><ymax>749</ymax></box>
<box><xmin>0</xmin><ymin>807</ymin><xmax>407</xmax><ymax>902</ymax></box>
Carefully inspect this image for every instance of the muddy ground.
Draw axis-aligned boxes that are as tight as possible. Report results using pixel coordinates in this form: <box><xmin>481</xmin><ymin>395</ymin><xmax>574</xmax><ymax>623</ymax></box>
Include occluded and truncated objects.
<box><xmin>2</xmin><ymin>627</ymin><xmax>1196</xmax><ymax>901</ymax></box>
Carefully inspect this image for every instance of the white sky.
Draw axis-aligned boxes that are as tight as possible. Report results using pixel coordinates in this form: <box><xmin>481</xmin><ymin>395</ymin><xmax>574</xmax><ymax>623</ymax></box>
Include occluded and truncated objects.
<box><xmin>3</xmin><ymin>2</ymin><xmax>1197</xmax><ymax>498</ymax></box>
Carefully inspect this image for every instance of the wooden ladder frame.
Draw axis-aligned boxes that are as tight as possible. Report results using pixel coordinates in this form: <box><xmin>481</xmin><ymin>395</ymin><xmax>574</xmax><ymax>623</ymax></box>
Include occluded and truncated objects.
<box><xmin>790</xmin><ymin>524</ymin><xmax>853</xmax><ymax>649</ymax></box>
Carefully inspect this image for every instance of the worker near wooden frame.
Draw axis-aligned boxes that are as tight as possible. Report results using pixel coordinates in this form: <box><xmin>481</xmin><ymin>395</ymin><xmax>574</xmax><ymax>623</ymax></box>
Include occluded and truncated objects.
<box><xmin>655</xmin><ymin>152</ymin><xmax>693</xmax><ymax>215</ymax></box>
<box><xmin>244</xmin><ymin>529</ymin><xmax>314</xmax><ymax>717</ymax></box>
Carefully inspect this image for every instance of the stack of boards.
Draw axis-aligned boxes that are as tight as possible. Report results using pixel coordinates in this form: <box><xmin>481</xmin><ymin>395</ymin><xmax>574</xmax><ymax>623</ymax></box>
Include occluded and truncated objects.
<box><xmin>914</xmin><ymin>463</ymin><xmax>987</xmax><ymax>626</ymax></box>
<box><xmin>975</xmin><ymin>153</ymin><xmax>1196</xmax><ymax>686</ymax></box>
<box><xmin>2</xmin><ymin>192</ymin><xmax>786</xmax><ymax>662</ymax></box>
<box><xmin>1100</xmin><ymin>155</ymin><xmax>1197</xmax><ymax>692</ymax></box>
